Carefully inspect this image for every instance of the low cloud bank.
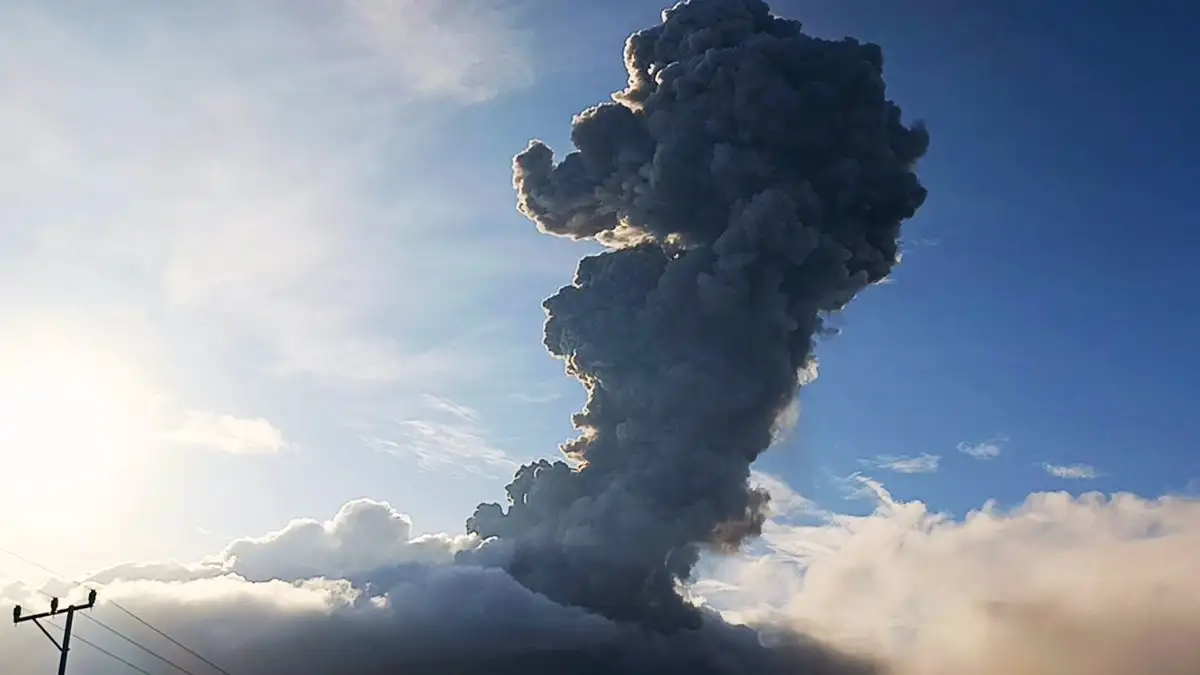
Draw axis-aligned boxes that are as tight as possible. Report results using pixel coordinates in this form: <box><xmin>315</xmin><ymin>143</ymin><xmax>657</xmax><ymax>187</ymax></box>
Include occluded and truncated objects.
<box><xmin>702</xmin><ymin>480</ymin><xmax>1200</xmax><ymax>675</ymax></box>
<box><xmin>3</xmin><ymin>486</ymin><xmax>1198</xmax><ymax>675</ymax></box>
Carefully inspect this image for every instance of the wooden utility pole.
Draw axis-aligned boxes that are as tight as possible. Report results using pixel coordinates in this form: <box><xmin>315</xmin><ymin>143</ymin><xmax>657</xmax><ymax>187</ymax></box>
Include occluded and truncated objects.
<box><xmin>13</xmin><ymin>589</ymin><xmax>97</xmax><ymax>675</ymax></box>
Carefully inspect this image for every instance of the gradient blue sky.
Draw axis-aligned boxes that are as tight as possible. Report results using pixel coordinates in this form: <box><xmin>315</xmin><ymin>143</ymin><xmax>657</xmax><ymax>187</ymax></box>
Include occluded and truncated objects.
<box><xmin>1</xmin><ymin>0</ymin><xmax>1197</xmax><ymax>580</ymax></box>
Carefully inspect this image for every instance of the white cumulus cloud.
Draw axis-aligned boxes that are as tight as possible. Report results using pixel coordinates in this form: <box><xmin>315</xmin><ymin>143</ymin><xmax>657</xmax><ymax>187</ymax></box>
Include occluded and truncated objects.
<box><xmin>90</xmin><ymin>498</ymin><xmax>477</xmax><ymax>586</ymax></box>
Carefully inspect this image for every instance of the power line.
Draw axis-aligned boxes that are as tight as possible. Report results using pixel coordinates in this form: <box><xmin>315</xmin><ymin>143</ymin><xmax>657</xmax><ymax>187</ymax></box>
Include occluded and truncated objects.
<box><xmin>4</xmin><ymin>570</ymin><xmax>164</xmax><ymax>675</ymax></box>
<box><xmin>4</xmin><ymin>558</ymin><xmax>197</xmax><ymax>675</ymax></box>
<box><xmin>0</xmin><ymin>543</ymin><xmax>57</xmax><ymax>579</ymax></box>
<box><xmin>81</xmin><ymin>613</ymin><xmax>210</xmax><ymax>675</ymax></box>
<box><xmin>49</xmin><ymin>620</ymin><xmax>158</xmax><ymax>675</ymax></box>
<box><xmin>105</xmin><ymin>603</ymin><xmax>234</xmax><ymax>675</ymax></box>
<box><xmin>0</xmin><ymin>542</ymin><xmax>234</xmax><ymax>675</ymax></box>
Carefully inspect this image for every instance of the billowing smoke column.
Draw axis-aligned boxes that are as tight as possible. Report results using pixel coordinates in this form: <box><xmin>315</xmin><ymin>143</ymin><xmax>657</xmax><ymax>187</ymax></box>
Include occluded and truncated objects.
<box><xmin>469</xmin><ymin>0</ymin><xmax>928</xmax><ymax>631</ymax></box>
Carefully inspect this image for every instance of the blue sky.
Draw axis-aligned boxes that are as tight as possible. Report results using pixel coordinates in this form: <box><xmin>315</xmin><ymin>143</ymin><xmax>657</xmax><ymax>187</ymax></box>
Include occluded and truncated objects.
<box><xmin>760</xmin><ymin>0</ymin><xmax>1200</xmax><ymax>514</ymax></box>
<box><xmin>0</xmin><ymin>0</ymin><xmax>1197</xmax><ymax>584</ymax></box>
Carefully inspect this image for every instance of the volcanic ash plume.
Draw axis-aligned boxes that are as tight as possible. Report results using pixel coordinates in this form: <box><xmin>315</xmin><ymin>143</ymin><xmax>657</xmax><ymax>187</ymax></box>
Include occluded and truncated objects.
<box><xmin>468</xmin><ymin>0</ymin><xmax>929</xmax><ymax>631</ymax></box>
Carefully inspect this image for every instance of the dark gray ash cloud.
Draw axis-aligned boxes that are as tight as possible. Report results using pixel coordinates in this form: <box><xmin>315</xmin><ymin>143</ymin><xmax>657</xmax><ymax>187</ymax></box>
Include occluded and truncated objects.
<box><xmin>469</xmin><ymin>0</ymin><xmax>928</xmax><ymax>634</ymax></box>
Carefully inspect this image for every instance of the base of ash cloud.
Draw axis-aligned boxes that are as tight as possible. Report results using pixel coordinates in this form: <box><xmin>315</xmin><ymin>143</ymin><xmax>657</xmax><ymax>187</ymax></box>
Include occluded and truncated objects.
<box><xmin>376</xmin><ymin>633</ymin><xmax>878</xmax><ymax>675</ymax></box>
<box><xmin>229</xmin><ymin>603</ymin><xmax>879</xmax><ymax>675</ymax></box>
<box><xmin>69</xmin><ymin>551</ymin><xmax>881</xmax><ymax>675</ymax></box>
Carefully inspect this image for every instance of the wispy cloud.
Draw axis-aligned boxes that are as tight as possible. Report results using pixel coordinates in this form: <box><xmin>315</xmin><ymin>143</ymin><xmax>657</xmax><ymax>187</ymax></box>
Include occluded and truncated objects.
<box><xmin>505</xmin><ymin>383</ymin><xmax>565</xmax><ymax>405</ymax></box>
<box><xmin>364</xmin><ymin>395</ymin><xmax>518</xmax><ymax>478</ymax></box>
<box><xmin>835</xmin><ymin>473</ymin><xmax>897</xmax><ymax>505</ymax></box>
<box><xmin>1043</xmin><ymin>462</ymin><xmax>1101</xmax><ymax>480</ymax></box>
<box><xmin>166</xmin><ymin>410</ymin><xmax>287</xmax><ymax>455</ymax></box>
<box><xmin>749</xmin><ymin>470</ymin><xmax>822</xmax><ymax>519</ymax></box>
<box><xmin>958</xmin><ymin>437</ymin><xmax>1005</xmax><ymax>459</ymax></box>
<box><xmin>344</xmin><ymin>0</ymin><xmax>535</xmax><ymax>103</ymax></box>
<box><xmin>861</xmin><ymin>453</ymin><xmax>941</xmax><ymax>474</ymax></box>
<box><xmin>0</xmin><ymin>1</ymin><xmax>532</xmax><ymax>388</ymax></box>
<box><xmin>419</xmin><ymin>393</ymin><xmax>479</xmax><ymax>423</ymax></box>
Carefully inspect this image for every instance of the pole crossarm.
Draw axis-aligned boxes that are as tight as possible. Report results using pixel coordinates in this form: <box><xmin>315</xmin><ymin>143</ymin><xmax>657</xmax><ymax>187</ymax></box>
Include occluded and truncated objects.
<box><xmin>13</xmin><ymin>589</ymin><xmax>97</xmax><ymax>624</ymax></box>
<box><xmin>12</xmin><ymin>589</ymin><xmax>98</xmax><ymax>675</ymax></box>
